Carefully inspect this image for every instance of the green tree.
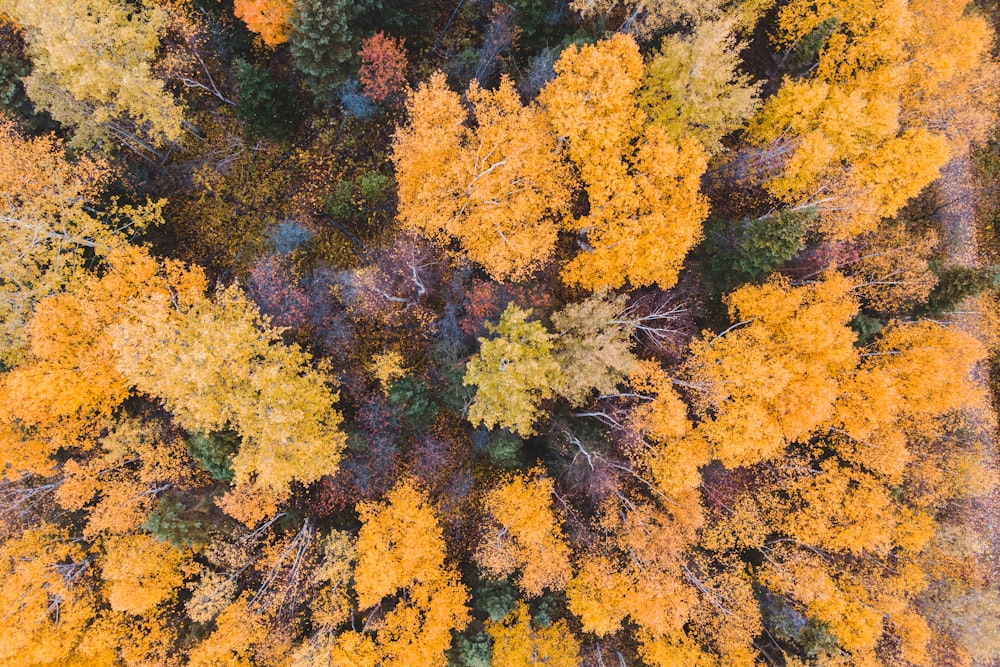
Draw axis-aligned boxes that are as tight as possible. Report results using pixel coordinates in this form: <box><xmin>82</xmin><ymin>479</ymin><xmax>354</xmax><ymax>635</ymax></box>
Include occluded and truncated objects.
<box><xmin>926</xmin><ymin>265</ymin><xmax>1000</xmax><ymax>314</ymax></box>
<box><xmin>186</xmin><ymin>431</ymin><xmax>240</xmax><ymax>482</ymax></box>
<box><xmin>464</xmin><ymin>304</ymin><xmax>562</xmax><ymax>436</ymax></box>
<box><xmin>289</xmin><ymin>0</ymin><xmax>358</xmax><ymax>102</ymax></box>
<box><xmin>236</xmin><ymin>60</ymin><xmax>300</xmax><ymax>140</ymax></box>
<box><xmin>731</xmin><ymin>207</ymin><xmax>815</xmax><ymax>280</ymax></box>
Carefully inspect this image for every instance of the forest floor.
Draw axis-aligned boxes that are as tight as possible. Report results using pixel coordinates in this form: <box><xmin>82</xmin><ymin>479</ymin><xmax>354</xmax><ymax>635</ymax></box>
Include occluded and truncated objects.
<box><xmin>936</xmin><ymin>155</ymin><xmax>1000</xmax><ymax>633</ymax></box>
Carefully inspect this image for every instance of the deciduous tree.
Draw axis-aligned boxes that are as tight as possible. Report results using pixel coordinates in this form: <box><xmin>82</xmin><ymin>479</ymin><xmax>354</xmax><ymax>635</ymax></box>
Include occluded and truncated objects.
<box><xmin>464</xmin><ymin>304</ymin><xmax>562</xmax><ymax>436</ymax></box>
<box><xmin>394</xmin><ymin>73</ymin><xmax>570</xmax><ymax>280</ymax></box>
<box><xmin>0</xmin><ymin>119</ymin><xmax>160</xmax><ymax>365</ymax></box>
<box><xmin>1</xmin><ymin>0</ymin><xmax>185</xmax><ymax>150</ymax></box>
<box><xmin>100</xmin><ymin>533</ymin><xmax>189</xmax><ymax>614</ymax></box>
<box><xmin>234</xmin><ymin>0</ymin><xmax>293</xmax><ymax>47</ymax></box>
<box><xmin>112</xmin><ymin>283</ymin><xmax>347</xmax><ymax>496</ymax></box>
<box><xmin>345</xmin><ymin>479</ymin><xmax>470</xmax><ymax>667</ymax></box>
<box><xmin>550</xmin><ymin>292</ymin><xmax>637</xmax><ymax>407</ymax></box>
<box><xmin>686</xmin><ymin>274</ymin><xmax>858</xmax><ymax>466</ymax></box>
<box><xmin>475</xmin><ymin>469</ymin><xmax>572</xmax><ymax>597</ymax></box>
<box><xmin>485</xmin><ymin>602</ymin><xmax>580</xmax><ymax>667</ymax></box>
<box><xmin>0</xmin><ymin>525</ymin><xmax>97</xmax><ymax>666</ymax></box>
<box><xmin>358</xmin><ymin>32</ymin><xmax>407</xmax><ymax>104</ymax></box>
<box><xmin>640</xmin><ymin>17</ymin><xmax>761</xmax><ymax>153</ymax></box>
<box><xmin>540</xmin><ymin>34</ymin><xmax>709</xmax><ymax>290</ymax></box>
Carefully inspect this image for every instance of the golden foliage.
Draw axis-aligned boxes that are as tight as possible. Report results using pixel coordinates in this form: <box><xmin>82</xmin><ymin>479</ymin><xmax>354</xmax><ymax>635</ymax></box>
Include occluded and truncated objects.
<box><xmin>464</xmin><ymin>304</ymin><xmax>562</xmax><ymax>436</ymax></box>
<box><xmin>751</xmin><ymin>0</ymin><xmax>997</xmax><ymax>236</ymax></box>
<box><xmin>394</xmin><ymin>73</ymin><xmax>570</xmax><ymax>280</ymax></box>
<box><xmin>100</xmin><ymin>533</ymin><xmax>189</xmax><ymax>614</ymax></box>
<box><xmin>540</xmin><ymin>34</ymin><xmax>709</xmax><ymax>290</ymax></box>
<box><xmin>350</xmin><ymin>479</ymin><xmax>470</xmax><ymax>667</ymax></box>
<box><xmin>687</xmin><ymin>273</ymin><xmax>858</xmax><ymax>466</ymax></box>
<box><xmin>475</xmin><ymin>469</ymin><xmax>572</xmax><ymax>596</ymax></box>
<box><xmin>486</xmin><ymin>602</ymin><xmax>581</xmax><ymax>667</ymax></box>
<box><xmin>2</xmin><ymin>0</ymin><xmax>185</xmax><ymax>149</ymax></box>
<box><xmin>112</xmin><ymin>282</ymin><xmax>346</xmax><ymax>494</ymax></box>
<box><xmin>234</xmin><ymin>0</ymin><xmax>292</xmax><ymax>46</ymax></box>
<box><xmin>0</xmin><ymin>525</ymin><xmax>96</xmax><ymax>666</ymax></box>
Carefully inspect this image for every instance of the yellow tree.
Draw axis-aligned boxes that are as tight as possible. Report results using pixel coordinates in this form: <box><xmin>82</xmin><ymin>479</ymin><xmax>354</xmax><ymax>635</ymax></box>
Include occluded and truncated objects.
<box><xmin>393</xmin><ymin>73</ymin><xmax>570</xmax><ymax>280</ymax></box>
<box><xmin>539</xmin><ymin>34</ymin><xmax>709</xmax><ymax>290</ymax></box>
<box><xmin>626</xmin><ymin>359</ymin><xmax>706</xmax><ymax>498</ymax></box>
<box><xmin>0</xmin><ymin>118</ymin><xmax>162</xmax><ymax>365</ymax></box>
<box><xmin>830</xmin><ymin>319</ymin><xmax>988</xmax><ymax>480</ymax></box>
<box><xmin>343</xmin><ymin>479</ymin><xmax>470</xmax><ymax>667</ymax></box>
<box><xmin>0</xmin><ymin>244</ymin><xmax>198</xmax><ymax>480</ymax></box>
<box><xmin>686</xmin><ymin>273</ymin><xmax>859</xmax><ymax>467</ymax></box>
<box><xmin>463</xmin><ymin>304</ymin><xmax>562</xmax><ymax>436</ymax></box>
<box><xmin>849</xmin><ymin>226</ymin><xmax>939</xmax><ymax>313</ymax></box>
<box><xmin>187</xmin><ymin>592</ymin><xmax>292</xmax><ymax>667</ymax></box>
<box><xmin>56</xmin><ymin>420</ymin><xmax>198</xmax><ymax>538</ymax></box>
<box><xmin>0</xmin><ymin>525</ymin><xmax>97</xmax><ymax>666</ymax></box>
<box><xmin>550</xmin><ymin>292</ymin><xmax>637</xmax><ymax>407</ymax></box>
<box><xmin>100</xmin><ymin>533</ymin><xmax>189</xmax><ymax>615</ymax></box>
<box><xmin>1</xmin><ymin>0</ymin><xmax>186</xmax><ymax>151</ymax></box>
<box><xmin>640</xmin><ymin>17</ymin><xmax>761</xmax><ymax>153</ymax></box>
<box><xmin>749</xmin><ymin>0</ymin><xmax>996</xmax><ymax>237</ymax></box>
<box><xmin>234</xmin><ymin>0</ymin><xmax>293</xmax><ymax>46</ymax></box>
<box><xmin>111</xmin><ymin>283</ymin><xmax>347</xmax><ymax>500</ymax></box>
<box><xmin>485</xmin><ymin>602</ymin><xmax>581</xmax><ymax>667</ymax></box>
<box><xmin>902</xmin><ymin>0</ymin><xmax>999</xmax><ymax>148</ymax></box>
<box><xmin>566</xmin><ymin>497</ymin><xmax>702</xmax><ymax>640</ymax></box>
<box><xmin>569</xmin><ymin>0</ymin><xmax>773</xmax><ymax>39</ymax></box>
<box><xmin>475</xmin><ymin>469</ymin><xmax>572</xmax><ymax>597</ymax></box>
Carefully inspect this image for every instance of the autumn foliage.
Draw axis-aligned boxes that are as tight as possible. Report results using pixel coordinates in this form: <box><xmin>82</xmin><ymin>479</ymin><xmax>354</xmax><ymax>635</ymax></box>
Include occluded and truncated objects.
<box><xmin>234</xmin><ymin>0</ymin><xmax>293</xmax><ymax>46</ymax></box>
<box><xmin>358</xmin><ymin>32</ymin><xmax>408</xmax><ymax>104</ymax></box>
<box><xmin>0</xmin><ymin>2</ymin><xmax>997</xmax><ymax>667</ymax></box>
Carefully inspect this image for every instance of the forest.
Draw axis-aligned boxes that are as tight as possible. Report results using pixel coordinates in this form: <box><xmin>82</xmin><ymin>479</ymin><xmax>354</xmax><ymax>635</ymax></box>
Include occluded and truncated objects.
<box><xmin>0</xmin><ymin>0</ymin><xmax>999</xmax><ymax>665</ymax></box>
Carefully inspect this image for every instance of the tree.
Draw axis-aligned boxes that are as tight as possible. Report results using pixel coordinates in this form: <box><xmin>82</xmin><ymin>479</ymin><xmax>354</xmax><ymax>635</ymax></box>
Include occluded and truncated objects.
<box><xmin>0</xmin><ymin>119</ymin><xmax>161</xmax><ymax>365</ymax></box>
<box><xmin>236</xmin><ymin>60</ymin><xmax>300</xmax><ymax>140</ymax></box>
<box><xmin>686</xmin><ymin>274</ymin><xmax>859</xmax><ymax>466</ymax></box>
<box><xmin>345</xmin><ymin>479</ymin><xmax>470</xmax><ymax>667</ymax></box>
<box><xmin>640</xmin><ymin>17</ymin><xmax>761</xmax><ymax>153</ymax></box>
<box><xmin>626</xmin><ymin>359</ymin><xmax>706</xmax><ymax>498</ymax></box>
<box><xmin>463</xmin><ymin>304</ymin><xmax>562</xmax><ymax>436</ymax></box>
<box><xmin>748</xmin><ymin>0</ymin><xmax>997</xmax><ymax>237</ymax></box>
<box><xmin>0</xmin><ymin>293</ymin><xmax>129</xmax><ymax>478</ymax></box>
<box><xmin>0</xmin><ymin>244</ymin><xmax>199</xmax><ymax>480</ymax></box>
<box><xmin>833</xmin><ymin>319</ymin><xmax>988</xmax><ymax>448</ymax></box>
<box><xmin>726</xmin><ymin>208</ymin><xmax>815</xmax><ymax>281</ymax></box>
<box><xmin>56</xmin><ymin>420</ymin><xmax>197</xmax><ymax>538</ymax></box>
<box><xmin>0</xmin><ymin>525</ymin><xmax>97</xmax><ymax>666</ymax></box>
<box><xmin>559</xmin><ymin>126</ymin><xmax>710</xmax><ymax>291</ymax></box>
<box><xmin>234</xmin><ymin>0</ymin><xmax>293</xmax><ymax>47</ymax></box>
<box><xmin>566</xmin><ymin>497</ymin><xmax>703</xmax><ymax>639</ymax></box>
<box><xmin>550</xmin><ymin>292</ymin><xmax>637</xmax><ymax>407</ymax></box>
<box><xmin>475</xmin><ymin>470</ymin><xmax>572</xmax><ymax>597</ymax></box>
<box><xmin>188</xmin><ymin>593</ymin><xmax>291</xmax><ymax>667</ymax></box>
<box><xmin>358</xmin><ymin>32</ymin><xmax>407</xmax><ymax>104</ymax></box>
<box><xmin>289</xmin><ymin>0</ymin><xmax>358</xmax><ymax>101</ymax></box>
<box><xmin>111</xmin><ymin>283</ymin><xmax>347</xmax><ymax>496</ymax></box>
<box><xmin>538</xmin><ymin>33</ymin><xmax>644</xmax><ymax>198</ymax></box>
<box><xmin>539</xmin><ymin>34</ymin><xmax>709</xmax><ymax>290</ymax></box>
<box><xmin>394</xmin><ymin>73</ymin><xmax>570</xmax><ymax>280</ymax></box>
<box><xmin>569</xmin><ymin>0</ymin><xmax>772</xmax><ymax>40</ymax></box>
<box><xmin>100</xmin><ymin>533</ymin><xmax>188</xmax><ymax>615</ymax></box>
<box><xmin>485</xmin><ymin>602</ymin><xmax>580</xmax><ymax>667</ymax></box>
<box><xmin>1</xmin><ymin>0</ymin><xmax>185</xmax><ymax>151</ymax></box>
